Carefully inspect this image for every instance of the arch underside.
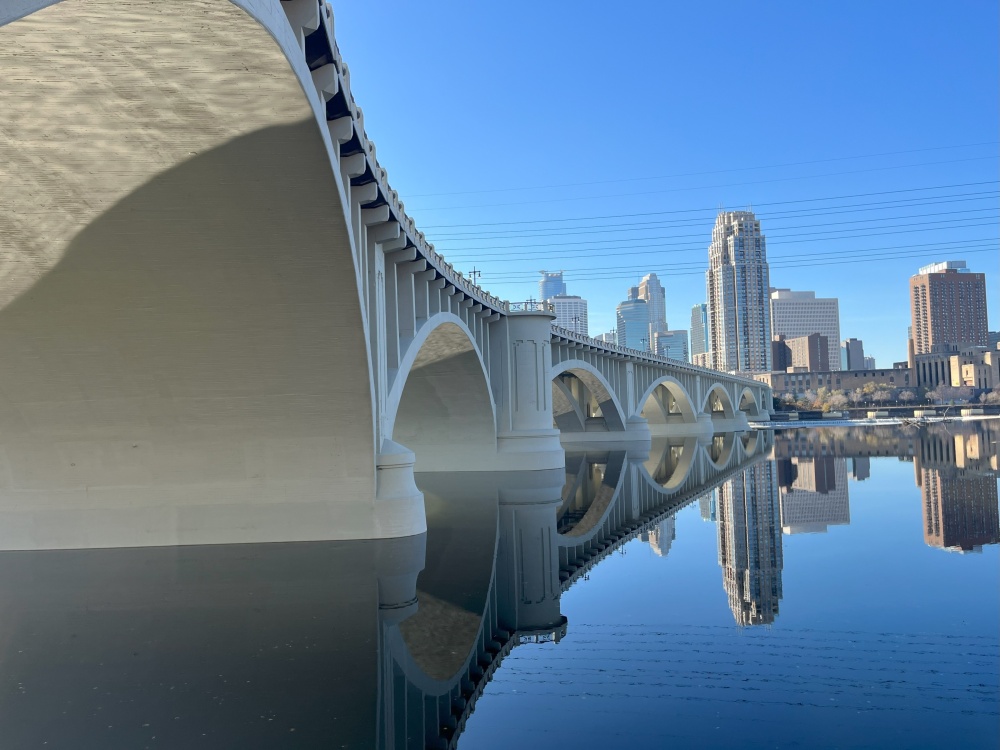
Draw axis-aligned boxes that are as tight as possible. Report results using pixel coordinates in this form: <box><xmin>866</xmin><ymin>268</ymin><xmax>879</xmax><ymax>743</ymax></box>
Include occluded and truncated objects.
<box><xmin>390</xmin><ymin>321</ymin><xmax>497</xmax><ymax>472</ymax></box>
<box><xmin>551</xmin><ymin>364</ymin><xmax>626</xmax><ymax>433</ymax></box>
<box><xmin>0</xmin><ymin>0</ymin><xmax>377</xmax><ymax>549</ymax></box>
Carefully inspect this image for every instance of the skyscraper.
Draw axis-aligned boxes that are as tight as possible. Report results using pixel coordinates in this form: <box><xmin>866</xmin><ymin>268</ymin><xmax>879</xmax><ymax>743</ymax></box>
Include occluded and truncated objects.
<box><xmin>841</xmin><ymin>338</ymin><xmax>865</xmax><ymax>370</ymax></box>
<box><xmin>716</xmin><ymin>461</ymin><xmax>783</xmax><ymax>626</ymax></box>
<box><xmin>637</xmin><ymin>272</ymin><xmax>667</xmax><ymax>343</ymax></box>
<box><xmin>909</xmin><ymin>261</ymin><xmax>989</xmax><ymax>356</ymax></box>
<box><xmin>769</xmin><ymin>289</ymin><xmax>842</xmax><ymax>371</ymax></box>
<box><xmin>653</xmin><ymin>330</ymin><xmax>689</xmax><ymax>361</ymax></box>
<box><xmin>690</xmin><ymin>303</ymin><xmax>709</xmax><ymax>361</ymax></box>
<box><xmin>617</xmin><ymin>298</ymin><xmax>650</xmax><ymax>350</ymax></box>
<box><xmin>538</xmin><ymin>270</ymin><xmax>567</xmax><ymax>301</ymax></box>
<box><xmin>549</xmin><ymin>294</ymin><xmax>589</xmax><ymax>335</ymax></box>
<box><xmin>706</xmin><ymin>211</ymin><xmax>772</xmax><ymax>373</ymax></box>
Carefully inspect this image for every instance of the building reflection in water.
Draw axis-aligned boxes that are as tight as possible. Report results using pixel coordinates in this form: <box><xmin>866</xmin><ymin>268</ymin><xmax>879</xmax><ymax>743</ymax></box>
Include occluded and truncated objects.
<box><xmin>0</xmin><ymin>423</ymin><xmax>996</xmax><ymax>746</ymax></box>
<box><xmin>915</xmin><ymin>423</ymin><xmax>1000</xmax><ymax>553</ymax></box>
<box><xmin>641</xmin><ymin>517</ymin><xmax>676</xmax><ymax>557</ymax></box>
<box><xmin>716</xmin><ymin>461</ymin><xmax>783</xmax><ymax>626</ymax></box>
<box><xmin>0</xmin><ymin>432</ymin><xmax>769</xmax><ymax>749</ymax></box>
<box><xmin>775</xmin><ymin>456</ymin><xmax>851</xmax><ymax>535</ymax></box>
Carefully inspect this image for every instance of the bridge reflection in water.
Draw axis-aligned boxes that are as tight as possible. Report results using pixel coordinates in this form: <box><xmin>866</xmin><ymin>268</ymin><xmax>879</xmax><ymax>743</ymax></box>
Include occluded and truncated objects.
<box><xmin>0</xmin><ymin>430</ymin><xmax>767</xmax><ymax>748</ymax></box>
<box><xmin>0</xmin><ymin>424</ymin><xmax>997</xmax><ymax>748</ymax></box>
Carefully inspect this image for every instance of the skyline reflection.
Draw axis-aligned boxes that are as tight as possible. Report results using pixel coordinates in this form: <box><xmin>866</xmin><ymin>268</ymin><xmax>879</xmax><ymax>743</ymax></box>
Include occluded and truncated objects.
<box><xmin>0</xmin><ymin>424</ymin><xmax>996</xmax><ymax>746</ymax></box>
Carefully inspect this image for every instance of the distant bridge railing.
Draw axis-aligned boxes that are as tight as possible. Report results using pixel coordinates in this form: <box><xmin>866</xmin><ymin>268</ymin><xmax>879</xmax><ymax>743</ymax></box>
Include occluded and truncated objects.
<box><xmin>507</xmin><ymin>300</ymin><xmax>555</xmax><ymax>313</ymax></box>
<box><xmin>550</xmin><ymin>325</ymin><xmax>763</xmax><ymax>388</ymax></box>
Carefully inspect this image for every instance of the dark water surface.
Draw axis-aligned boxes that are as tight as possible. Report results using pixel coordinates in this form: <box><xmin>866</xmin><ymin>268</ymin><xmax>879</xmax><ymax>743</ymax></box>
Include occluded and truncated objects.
<box><xmin>0</xmin><ymin>424</ymin><xmax>997</xmax><ymax>748</ymax></box>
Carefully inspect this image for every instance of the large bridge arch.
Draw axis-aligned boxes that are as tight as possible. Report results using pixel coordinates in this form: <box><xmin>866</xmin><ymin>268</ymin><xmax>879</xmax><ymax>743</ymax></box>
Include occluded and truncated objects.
<box><xmin>637</xmin><ymin>376</ymin><xmax>699</xmax><ymax>426</ymax></box>
<box><xmin>550</xmin><ymin>360</ymin><xmax>628</xmax><ymax>433</ymax></box>
<box><xmin>0</xmin><ymin>0</ymin><xmax>384</xmax><ymax>548</ymax></box>
<box><xmin>386</xmin><ymin>315</ymin><xmax>497</xmax><ymax>472</ymax></box>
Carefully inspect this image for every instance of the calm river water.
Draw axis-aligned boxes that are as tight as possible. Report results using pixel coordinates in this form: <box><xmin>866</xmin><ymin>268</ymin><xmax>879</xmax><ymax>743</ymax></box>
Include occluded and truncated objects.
<box><xmin>0</xmin><ymin>423</ymin><xmax>997</xmax><ymax>749</ymax></box>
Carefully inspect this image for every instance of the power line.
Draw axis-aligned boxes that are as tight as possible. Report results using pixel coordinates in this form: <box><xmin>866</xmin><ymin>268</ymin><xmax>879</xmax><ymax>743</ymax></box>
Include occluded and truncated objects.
<box><xmin>435</xmin><ymin>209</ymin><xmax>999</xmax><ymax>253</ymax></box>
<box><xmin>429</xmin><ymin>191</ymin><xmax>998</xmax><ymax>240</ymax></box>
<box><xmin>409</xmin><ymin>157</ymin><xmax>996</xmax><ymax>212</ymax></box>
<box><xmin>419</xmin><ymin>181</ymin><xmax>998</xmax><ymax>229</ymax></box>
<box><xmin>404</xmin><ymin>142</ymin><xmax>999</xmax><ymax>198</ymax></box>
<box><xmin>478</xmin><ymin>240</ymin><xmax>998</xmax><ymax>280</ymax></box>
<box><xmin>442</xmin><ymin>220</ymin><xmax>999</xmax><ymax>261</ymax></box>
<box><xmin>480</xmin><ymin>246</ymin><xmax>997</xmax><ymax>283</ymax></box>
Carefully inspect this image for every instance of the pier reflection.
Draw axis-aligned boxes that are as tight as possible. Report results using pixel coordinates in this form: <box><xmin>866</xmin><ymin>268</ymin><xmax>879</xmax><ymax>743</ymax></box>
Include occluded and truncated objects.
<box><xmin>0</xmin><ymin>423</ymin><xmax>997</xmax><ymax>747</ymax></box>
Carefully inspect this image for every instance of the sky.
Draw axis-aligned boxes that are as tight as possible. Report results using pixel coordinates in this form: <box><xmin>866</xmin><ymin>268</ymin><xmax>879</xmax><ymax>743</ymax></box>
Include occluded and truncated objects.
<box><xmin>333</xmin><ymin>1</ymin><xmax>998</xmax><ymax>367</ymax></box>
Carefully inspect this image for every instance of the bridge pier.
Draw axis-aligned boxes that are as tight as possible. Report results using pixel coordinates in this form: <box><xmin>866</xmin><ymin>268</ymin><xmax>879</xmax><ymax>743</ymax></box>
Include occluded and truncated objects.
<box><xmin>374</xmin><ymin>440</ymin><xmax>427</xmax><ymax>538</ymax></box>
<box><xmin>496</xmin><ymin>469</ymin><xmax>566</xmax><ymax>635</ymax></box>
<box><xmin>494</xmin><ymin>311</ymin><xmax>565</xmax><ymax>471</ymax></box>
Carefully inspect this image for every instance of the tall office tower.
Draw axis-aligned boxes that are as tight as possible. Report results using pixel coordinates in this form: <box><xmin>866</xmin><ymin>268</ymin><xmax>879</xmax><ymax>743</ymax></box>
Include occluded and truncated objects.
<box><xmin>909</xmin><ymin>261</ymin><xmax>989</xmax><ymax>356</ymax></box>
<box><xmin>617</xmin><ymin>298</ymin><xmax>650</xmax><ymax>350</ymax></box>
<box><xmin>841</xmin><ymin>338</ymin><xmax>865</xmax><ymax>370</ymax></box>
<box><xmin>653</xmin><ymin>330</ymin><xmax>689</xmax><ymax>361</ymax></box>
<box><xmin>690</xmin><ymin>303</ymin><xmax>709</xmax><ymax>360</ymax></box>
<box><xmin>637</xmin><ymin>272</ymin><xmax>668</xmax><ymax>343</ymax></box>
<box><xmin>920</xmin><ymin>468</ymin><xmax>999</xmax><ymax>552</ymax></box>
<box><xmin>717</xmin><ymin>461</ymin><xmax>783</xmax><ymax>626</ymax></box>
<box><xmin>538</xmin><ymin>270</ymin><xmax>567</xmax><ymax>301</ymax></box>
<box><xmin>769</xmin><ymin>289</ymin><xmax>842</xmax><ymax>371</ymax></box>
<box><xmin>595</xmin><ymin>330</ymin><xmax>617</xmax><ymax>344</ymax></box>
<box><xmin>778</xmin><ymin>457</ymin><xmax>850</xmax><ymax>534</ymax></box>
<box><xmin>706</xmin><ymin>211</ymin><xmax>772</xmax><ymax>373</ymax></box>
<box><xmin>549</xmin><ymin>295</ymin><xmax>589</xmax><ymax>335</ymax></box>
<box><xmin>863</xmin><ymin>356</ymin><xmax>876</xmax><ymax>370</ymax></box>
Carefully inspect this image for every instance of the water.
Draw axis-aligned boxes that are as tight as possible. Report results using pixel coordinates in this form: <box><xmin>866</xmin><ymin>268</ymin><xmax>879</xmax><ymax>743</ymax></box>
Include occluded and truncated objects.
<box><xmin>0</xmin><ymin>424</ymin><xmax>996</xmax><ymax>748</ymax></box>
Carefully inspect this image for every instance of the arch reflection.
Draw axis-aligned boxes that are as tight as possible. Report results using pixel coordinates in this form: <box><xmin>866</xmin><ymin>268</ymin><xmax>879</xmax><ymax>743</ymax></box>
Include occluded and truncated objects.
<box><xmin>0</xmin><ymin>431</ymin><xmax>780</xmax><ymax>749</ymax></box>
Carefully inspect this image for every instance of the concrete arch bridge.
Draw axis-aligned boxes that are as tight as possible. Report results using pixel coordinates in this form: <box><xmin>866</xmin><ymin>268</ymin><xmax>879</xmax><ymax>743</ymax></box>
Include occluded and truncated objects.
<box><xmin>0</xmin><ymin>0</ymin><xmax>771</xmax><ymax>549</ymax></box>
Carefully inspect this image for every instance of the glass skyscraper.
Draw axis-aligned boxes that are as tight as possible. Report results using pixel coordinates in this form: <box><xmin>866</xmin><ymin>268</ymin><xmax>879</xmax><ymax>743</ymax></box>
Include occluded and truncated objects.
<box><xmin>616</xmin><ymin>298</ymin><xmax>650</xmax><ymax>351</ymax></box>
<box><xmin>538</xmin><ymin>270</ymin><xmax>567</xmax><ymax>301</ymax></box>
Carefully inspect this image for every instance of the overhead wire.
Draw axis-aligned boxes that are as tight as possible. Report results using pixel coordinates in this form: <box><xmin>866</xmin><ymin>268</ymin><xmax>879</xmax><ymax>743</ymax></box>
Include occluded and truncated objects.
<box><xmin>404</xmin><ymin>142</ymin><xmax>999</xmax><ymax>198</ymax></box>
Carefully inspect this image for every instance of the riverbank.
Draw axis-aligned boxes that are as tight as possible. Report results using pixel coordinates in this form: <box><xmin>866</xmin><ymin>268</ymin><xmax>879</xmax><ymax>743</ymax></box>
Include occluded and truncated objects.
<box><xmin>753</xmin><ymin>413</ymin><xmax>1000</xmax><ymax>431</ymax></box>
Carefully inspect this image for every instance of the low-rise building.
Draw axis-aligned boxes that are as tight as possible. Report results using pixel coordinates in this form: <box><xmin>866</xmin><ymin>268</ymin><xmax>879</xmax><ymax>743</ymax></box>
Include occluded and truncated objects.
<box><xmin>755</xmin><ymin>366</ymin><xmax>914</xmax><ymax>396</ymax></box>
<box><xmin>915</xmin><ymin>344</ymin><xmax>999</xmax><ymax>390</ymax></box>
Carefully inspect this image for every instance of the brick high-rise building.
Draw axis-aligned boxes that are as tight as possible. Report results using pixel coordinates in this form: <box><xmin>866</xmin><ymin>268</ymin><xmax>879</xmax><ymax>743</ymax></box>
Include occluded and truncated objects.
<box><xmin>706</xmin><ymin>211</ymin><xmax>772</xmax><ymax>373</ymax></box>
<box><xmin>909</xmin><ymin>261</ymin><xmax>989</xmax><ymax>356</ymax></box>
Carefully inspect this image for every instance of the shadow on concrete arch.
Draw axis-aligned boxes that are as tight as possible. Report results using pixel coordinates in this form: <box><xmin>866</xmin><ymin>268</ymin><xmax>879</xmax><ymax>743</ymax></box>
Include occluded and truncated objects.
<box><xmin>0</xmin><ymin>120</ymin><xmax>375</xmax><ymax>549</ymax></box>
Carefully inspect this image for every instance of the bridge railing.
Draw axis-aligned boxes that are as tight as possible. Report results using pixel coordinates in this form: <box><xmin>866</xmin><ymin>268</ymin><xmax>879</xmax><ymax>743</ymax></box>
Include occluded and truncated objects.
<box><xmin>508</xmin><ymin>301</ymin><xmax>555</xmax><ymax>313</ymax></box>
<box><xmin>550</xmin><ymin>326</ymin><xmax>763</xmax><ymax>388</ymax></box>
<box><xmin>307</xmin><ymin>1</ymin><xmax>508</xmax><ymax>316</ymax></box>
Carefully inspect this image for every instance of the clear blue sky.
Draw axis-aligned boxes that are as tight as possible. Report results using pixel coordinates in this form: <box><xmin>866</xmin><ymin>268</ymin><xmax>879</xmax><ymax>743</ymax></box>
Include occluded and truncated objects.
<box><xmin>334</xmin><ymin>1</ymin><xmax>998</xmax><ymax>367</ymax></box>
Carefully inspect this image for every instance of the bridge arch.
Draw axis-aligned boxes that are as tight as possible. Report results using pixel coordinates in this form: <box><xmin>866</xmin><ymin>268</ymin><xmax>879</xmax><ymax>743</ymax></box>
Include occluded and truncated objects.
<box><xmin>550</xmin><ymin>360</ymin><xmax>628</xmax><ymax>433</ymax></box>
<box><xmin>643</xmin><ymin>437</ymin><xmax>698</xmax><ymax>490</ymax></box>
<box><xmin>386</xmin><ymin>314</ymin><xmax>497</xmax><ymax>472</ymax></box>
<box><xmin>738</xmin><ymin>387</ymin><xmax>763</xmax><ymax>418</ymax></box>
<box><xmin>637</xmin><ymin>376</ymin><xmax>699</xmax><ymax>426</ymax></box>
<box><xmin>701</xmin><ymin>383</ymin><xmax>738</xmax><ymax>421</ymax></box>
<box><xmin>706</xmin><ymin>431</ymin><xmax>736</xmax><ymax>469</ymax></box>
<box><xmin>0</xmin><ymin>0</ymin><xmax>385</xmax><ymax>546</ymax></box>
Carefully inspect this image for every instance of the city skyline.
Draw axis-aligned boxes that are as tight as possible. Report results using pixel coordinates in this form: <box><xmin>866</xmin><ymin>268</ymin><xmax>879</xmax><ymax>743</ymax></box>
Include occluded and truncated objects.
<box><xmin>333</xmin><ymin>2</ymin><xmax>998</xmax><ymax>369</ymax></box>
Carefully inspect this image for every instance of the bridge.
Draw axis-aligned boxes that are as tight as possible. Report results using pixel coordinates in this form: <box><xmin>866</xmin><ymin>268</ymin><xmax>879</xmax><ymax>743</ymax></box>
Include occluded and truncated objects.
<box><xmin>0</xmin><ymin>0</ymin><xmax>772</xmax><ymax>549</ymax></box>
